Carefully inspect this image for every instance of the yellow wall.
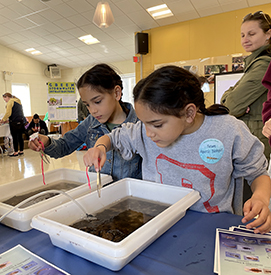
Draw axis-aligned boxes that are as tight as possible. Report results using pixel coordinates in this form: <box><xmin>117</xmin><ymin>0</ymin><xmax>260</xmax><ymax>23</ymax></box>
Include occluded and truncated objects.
<box><xmin>136</xmin><ymin>3</ymin><xmax>271</xmax><ymax>80</ymax></box>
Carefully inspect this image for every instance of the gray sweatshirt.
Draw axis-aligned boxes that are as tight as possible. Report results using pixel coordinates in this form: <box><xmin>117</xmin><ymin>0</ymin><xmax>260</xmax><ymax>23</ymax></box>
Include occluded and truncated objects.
<box><xmin>109</xmin><ymin>114</ymin><xmax>268</xmax><ymax>215</ymax></box>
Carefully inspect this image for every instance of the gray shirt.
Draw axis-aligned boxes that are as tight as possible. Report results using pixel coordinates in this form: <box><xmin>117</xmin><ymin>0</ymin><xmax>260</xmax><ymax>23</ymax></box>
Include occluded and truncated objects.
<box><xmin>109</xmin><ymin>114</ymin><xmax>268</xmax><ymax>215</ymax></box>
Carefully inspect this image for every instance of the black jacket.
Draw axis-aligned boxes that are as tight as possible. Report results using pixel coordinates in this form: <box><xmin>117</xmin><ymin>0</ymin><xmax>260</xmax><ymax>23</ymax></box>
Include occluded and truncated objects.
<box><xmin>27</xmin><ymin>119</ymin><xmax>48</xmax><ymax>135</ymax></box>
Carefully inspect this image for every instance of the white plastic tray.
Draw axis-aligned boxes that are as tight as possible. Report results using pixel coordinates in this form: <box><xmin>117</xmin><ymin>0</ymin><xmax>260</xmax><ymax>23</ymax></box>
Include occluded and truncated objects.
<box><xmin>0</xmin><ymin>168</ymin><xmax>112</xmax><ymax>232</ymax></box>
<box><xmin>31</xmin><ymin>178</ymin><xmax>200</xmax><ymax>271</ymax></box>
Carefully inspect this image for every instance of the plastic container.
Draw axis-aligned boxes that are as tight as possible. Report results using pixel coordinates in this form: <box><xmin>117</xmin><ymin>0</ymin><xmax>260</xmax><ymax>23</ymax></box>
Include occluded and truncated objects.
<box><xmin>31</xmin><ymin>178</ymin><xmax>200</xmax><ymax>271</ymax></box>
<box><xmin>0</xmin><ymin>168</ymin><xmax>112</xmax><ymax>232</ymax></box>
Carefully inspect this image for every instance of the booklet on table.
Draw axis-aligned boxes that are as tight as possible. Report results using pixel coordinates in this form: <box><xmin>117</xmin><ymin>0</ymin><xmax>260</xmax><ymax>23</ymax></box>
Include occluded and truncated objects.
<box><xmin>214</xmin><ymin>226</ymin><xmax>271</xmax><ymax>274</ymax></box>
<box><xmin>0</xmin><ymin>245</ymin><xmax>70</xmax><ymax>275</ymax></box>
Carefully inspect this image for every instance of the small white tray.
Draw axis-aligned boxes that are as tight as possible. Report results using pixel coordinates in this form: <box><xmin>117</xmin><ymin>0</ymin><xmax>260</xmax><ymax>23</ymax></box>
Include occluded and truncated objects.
<box><xmin>31</xmin><ymin>178</ymin><xmax>200</xmax><ymax>271</ymax></box>
<box><xmin>0</xmin><ymin>168</ymin><xmax>112</xmax><ymax>231</ymax></box>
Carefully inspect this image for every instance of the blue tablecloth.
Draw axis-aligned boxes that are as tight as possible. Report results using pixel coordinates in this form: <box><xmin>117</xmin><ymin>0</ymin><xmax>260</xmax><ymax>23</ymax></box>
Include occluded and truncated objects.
<box><xmin>0</xmin><ymin>210</ymin><xmax>243</xmax><ymax>275</ymax></box>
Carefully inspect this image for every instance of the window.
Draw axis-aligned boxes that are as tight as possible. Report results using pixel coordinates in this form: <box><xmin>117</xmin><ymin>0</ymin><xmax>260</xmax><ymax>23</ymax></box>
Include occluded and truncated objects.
<box><xmin>11</xmin><ymin>83</ymin><xmax>31</xmax><ymax>116</ymax></box>
<box><xmin>121</xmin><ymin>73</ymin><xmax>135</xmax><ymax>106</ymax></box>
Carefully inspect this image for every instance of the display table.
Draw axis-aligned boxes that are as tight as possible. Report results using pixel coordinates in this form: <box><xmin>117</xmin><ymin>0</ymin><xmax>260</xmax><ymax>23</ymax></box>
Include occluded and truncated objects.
<box><xmin>0</xmin><ymin>124</ymin><xmax>10</xmax><ymax>137</ymax></box>
<box><xmin>0</xmin><ymin>210</ymin><xmax>243</xmax><ymax>275</ymax></box>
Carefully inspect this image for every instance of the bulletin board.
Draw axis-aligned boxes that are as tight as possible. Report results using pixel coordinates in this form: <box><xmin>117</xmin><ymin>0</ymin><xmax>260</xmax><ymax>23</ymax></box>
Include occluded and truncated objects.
<box><xmin>47</xmin><ymin>82</ymin><xmax>77</xmax><ymax>122</ymax></box>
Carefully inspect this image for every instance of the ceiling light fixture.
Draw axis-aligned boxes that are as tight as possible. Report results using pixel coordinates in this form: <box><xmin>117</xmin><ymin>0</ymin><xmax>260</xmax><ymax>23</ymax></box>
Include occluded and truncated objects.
<box><xmin>25</xmin><ymin>48</ymin><xmax>35</xmax><ymax>52</ymax></box>
<box><xmin>78</xmin><ymin>34</ymin><xmax>100</xmax><ymax>45</ymax></box>
<box><xmin>92</xmin><ymin>2</ymin><xmax>114</xmax><ymax>28</ymax></box>
<box><xmin>147</xmin><ymin>4</ymin><xmax>173</xmax><ymax>20</ymax></box>
<box><xmin>25</xmin><ymin>48</ymin><xmax>42</xmax><ymax>55</ymax></box>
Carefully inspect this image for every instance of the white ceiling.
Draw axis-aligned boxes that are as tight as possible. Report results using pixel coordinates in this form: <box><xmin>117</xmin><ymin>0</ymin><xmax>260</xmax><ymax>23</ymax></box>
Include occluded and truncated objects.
<box><xmin>0</xmin><ymin>0</ymin><xmax>270</xmax><ymax>69</ymax></box>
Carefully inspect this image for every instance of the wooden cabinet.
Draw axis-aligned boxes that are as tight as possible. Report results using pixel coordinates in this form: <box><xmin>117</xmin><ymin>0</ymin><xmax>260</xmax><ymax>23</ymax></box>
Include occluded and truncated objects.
<box><xmin>60</xmin><ymin>121</ymin><xmax>78</xmax><ymax>136</ymax></box>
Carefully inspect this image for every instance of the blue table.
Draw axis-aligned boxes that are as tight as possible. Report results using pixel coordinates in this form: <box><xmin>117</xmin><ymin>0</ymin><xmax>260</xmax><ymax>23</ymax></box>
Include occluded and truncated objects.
<box><xmin>0</xmin><ymin>210</ymin><xmax>243</xmax><ymax>275</ymax></box>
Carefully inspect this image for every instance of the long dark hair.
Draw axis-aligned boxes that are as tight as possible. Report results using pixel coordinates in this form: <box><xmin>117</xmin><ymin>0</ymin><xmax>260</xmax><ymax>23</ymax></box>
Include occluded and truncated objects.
<box><xmin>133</xmin><ymin>65</ymin><xmax>229</xmax><ymax>117</ymax></box>
<box><xmin>77</xmin><ymin>63</ymin><xmax>123</xmax><ymax>97</ymax></box>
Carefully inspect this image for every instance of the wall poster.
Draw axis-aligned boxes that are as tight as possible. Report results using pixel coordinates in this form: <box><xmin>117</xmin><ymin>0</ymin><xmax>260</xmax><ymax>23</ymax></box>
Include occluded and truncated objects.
<box><xmin>47</xmin><ymin>82</ymin><xmax>77</xmax><ymax>122</ymax></box>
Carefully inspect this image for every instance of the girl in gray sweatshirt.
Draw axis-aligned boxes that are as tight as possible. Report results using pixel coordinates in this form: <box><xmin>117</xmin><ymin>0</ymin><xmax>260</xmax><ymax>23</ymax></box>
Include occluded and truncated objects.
<box><xmin>83</xmin><ymin>65</ymin><xmax>271</xmax><ymax>235</ymax></box>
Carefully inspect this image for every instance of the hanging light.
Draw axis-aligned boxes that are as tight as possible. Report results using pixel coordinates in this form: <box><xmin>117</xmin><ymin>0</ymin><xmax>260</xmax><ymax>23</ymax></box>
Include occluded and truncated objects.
<box><xmin>92</xmin><ymin>2</ymin><xmax>114</xmax><ymax>28</ymax></box>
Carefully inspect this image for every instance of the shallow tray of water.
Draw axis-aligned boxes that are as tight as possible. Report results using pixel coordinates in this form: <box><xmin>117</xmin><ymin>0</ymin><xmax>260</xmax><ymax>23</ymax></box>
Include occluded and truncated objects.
<box><xmin>31</xmin><ymin>178</ymin><xmax>200</xmax><ymax>271</ymax></box>
<box><xmin>3</xmin><ymin>180</ymin><xmax>81</xmax><ymax>208</ymax></box>
<box><xmin>71</xmin><ymin>197</ymin><xmax>169</xmax><ymax>242</ymax></box>
<box><xmin>0</xmin><ymin>168</ymin><xmax>112</xmax><ymax>232</ymax></box>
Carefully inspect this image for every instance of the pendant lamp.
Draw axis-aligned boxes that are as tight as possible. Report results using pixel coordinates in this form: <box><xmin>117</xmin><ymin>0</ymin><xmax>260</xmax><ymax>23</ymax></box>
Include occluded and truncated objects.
<box><xmin>92</xmin><ymin>2</ymin><xmax>114</xmax><ymax>28</ymax></box>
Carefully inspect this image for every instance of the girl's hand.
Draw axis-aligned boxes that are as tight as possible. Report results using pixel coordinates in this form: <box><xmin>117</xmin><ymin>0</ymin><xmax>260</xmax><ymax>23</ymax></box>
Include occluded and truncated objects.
<box><xmin>262</xmin><ymin>119</ymin><xmax>271</xmax><ymax>138</ymax></box>
<box><xmin>242</xmin><ymin>196</ymin><xmax>271</xmax><ymax>234</ymax></box>
<box><xmin>83</xmin><ymin>146</ymin><xmax>107</xmax><ymax>172</ymax></box>
<box><xmin>28</xmin><ymin>134</ymin><xmax>49</xmax><ymax>151</ymax></box>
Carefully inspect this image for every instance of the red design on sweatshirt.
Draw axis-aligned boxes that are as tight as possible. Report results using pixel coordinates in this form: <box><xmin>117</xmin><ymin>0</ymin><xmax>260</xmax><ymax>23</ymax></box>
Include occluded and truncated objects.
<box><xmin>181</xmin><ymin>178</ymin><xmax>193</xmax><ymax>188</ymax></box>
<box><xmin>155</xmin><ymin>153</ymin><xmax>219</xmax><ymax>213</ymax></box>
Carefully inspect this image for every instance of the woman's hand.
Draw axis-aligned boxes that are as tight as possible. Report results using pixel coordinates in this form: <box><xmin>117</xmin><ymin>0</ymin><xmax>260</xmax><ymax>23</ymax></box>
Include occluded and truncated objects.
<box><xmin>242</xmin><ymin>196</ymin><xmax>271</xmax><ymax>234</ymax></box>
<box><xmin>83</xmin><ymin>146</ymin><xmax>107</xmax><ymax>172</ymax></box>
<box><xmin>262</xmin><ymin>119</ymin><xmax>271</xmax><ymax>138</ymax></box>
<box><xmin>0</xmin><ymin>119</ymin><xmax>8</xmax><ymax>124</ymax></box>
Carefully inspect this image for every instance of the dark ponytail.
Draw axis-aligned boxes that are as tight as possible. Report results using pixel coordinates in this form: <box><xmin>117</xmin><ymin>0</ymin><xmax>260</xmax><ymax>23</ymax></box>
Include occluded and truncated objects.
<box><xmin>200</xmin><ymin>104</ymin><xmax>229</xmax><ymax>115</ymax></box>
<box><xmin>134</xmin><ymin>65</ymin><xmax>229</xmax><ymax>117</ymax></box>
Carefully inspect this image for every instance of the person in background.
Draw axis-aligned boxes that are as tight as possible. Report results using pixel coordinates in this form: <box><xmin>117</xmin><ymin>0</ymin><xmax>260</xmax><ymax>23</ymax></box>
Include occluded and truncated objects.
<box><xmin>84</xmin><ymin>66</ymin><xmax>271</xmax><ymax>234</ymax></box>
<box><xmin>28</xmin><ymin>63</ymin><xmax>142</xmax><ymax>181</ymax></box>
<box><xmin>27</xmin><ymin>113</ymin><xmax>48</xmax><ymax>136</ymax></box>
<box><xmin>262</xmin><ymin>62</ymin><xmax>271</xmax><ymax>144</ymax></box>
<box><xmin>221</xmin><ymin>11</ymin><xmax>271</xmax><ymax>203</ymax></box>
<box><xmin>0</xmin><ymin>93</ymin><xmax>25</xmax><ymax>156</ymax></box>
<box><xmin>221</xmin><ymin>11</ymin><xmax>271</xmax><ymax>161</ymax></box>
<box><xmin>205</xmin><ymin>67</ymin><xmax>212</xmax><ymax>75</ymax></box>
<box><xmin>261</xmin><ymin>63</ymin><xmax>271</xmax><ymax>171</ymax></box>
<box><xmin>261</xmin><ymin>63</ymin><xmax>271</xmax><ymax>210</ymax></box>
<box><xmin>77</xmin><ymin>98</ymin><xmax>90</xmax><ymax>123</ymax></box>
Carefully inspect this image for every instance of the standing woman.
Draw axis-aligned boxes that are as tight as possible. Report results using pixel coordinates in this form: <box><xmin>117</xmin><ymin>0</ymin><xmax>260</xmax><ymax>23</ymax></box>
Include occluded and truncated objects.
<box><xmin>221</xmin><ymin>11</ymin><xmax>271</xmax><ymax>160</ymax></box>
<box><xmin>0</xmin><ymin>93</ymin><xmax>25</xmax><ymax>156</ymax></box>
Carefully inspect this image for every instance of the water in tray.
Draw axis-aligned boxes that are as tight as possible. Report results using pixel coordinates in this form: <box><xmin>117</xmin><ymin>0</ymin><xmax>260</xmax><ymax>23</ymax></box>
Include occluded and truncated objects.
<box><xmin>2</xmin><ymin>180</ymin><xmax>82</xmax><ymax>208</ymax></box>
<box><xmin>70</xmin><ymin>197</ymin><xmax>170</xmax><ymax>242</ymax></box>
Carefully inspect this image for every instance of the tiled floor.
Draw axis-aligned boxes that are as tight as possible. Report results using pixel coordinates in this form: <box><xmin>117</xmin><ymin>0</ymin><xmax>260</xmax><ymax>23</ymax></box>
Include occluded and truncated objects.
<box><xmin>0</xmin><ymin>149</ymin><xmax>86</xmax><ymax>185</ymax></box>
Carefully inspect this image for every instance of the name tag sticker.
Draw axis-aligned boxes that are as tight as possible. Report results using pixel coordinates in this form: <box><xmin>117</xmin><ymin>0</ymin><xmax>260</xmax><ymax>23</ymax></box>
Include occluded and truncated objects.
<box><xmin>199</xmin><ymin>138</ymin><xmax>224</xmax><ymax>164</ymax></box>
